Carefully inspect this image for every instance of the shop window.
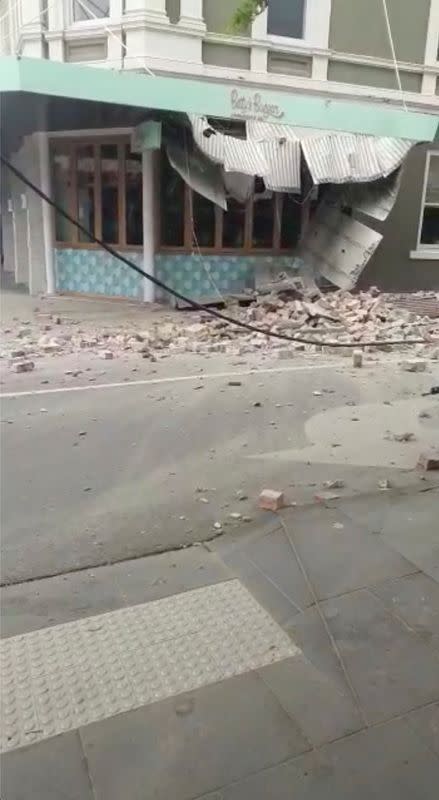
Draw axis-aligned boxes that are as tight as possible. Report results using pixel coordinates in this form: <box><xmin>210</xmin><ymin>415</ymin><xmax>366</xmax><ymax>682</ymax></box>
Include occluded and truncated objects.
<box><xmin>73</xmin><ymin>0</ymin><xmax>109</xmax><ymax>21</ymax></box>
<box><xmin>267</xmin><ymin>0</ymin><xmax>305</xmax><ymax>39</ymax></box>
<box><xmin>418</xmin><ymin>152</ymin><xmax>439</xmax><ymax>250</ymax></box>
<box><xmin>51</xmin><ymin>138</ymin><xmax>143</xmax><ymax>248</ymax></box>
<box><xmin>125</xmin><ymin>147</ymin><xmax>143</xmax><ymax>246</ymax></box>
<box><xmin>160</xmin><ymin>154</ymin><xmax>185</xmax><ymax>247</ymax></box>
<box><xmin>159</xmin><ymin>153</ymin><xmax>302</xmax><ymax>253</ymax></box>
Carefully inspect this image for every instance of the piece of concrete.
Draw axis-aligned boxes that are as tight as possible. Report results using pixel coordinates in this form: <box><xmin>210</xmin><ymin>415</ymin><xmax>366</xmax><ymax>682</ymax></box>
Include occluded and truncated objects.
<box><xmin>417</xmin><ymin>449</ymin><xmax>439</xmax><ymax>471</ymax></box>
<box><xmin>400</xmin><ymin>359</ymin><xmax>427</xmax><ymax>373</ymax></box>
<box><xmin>258</xmin><ymin>490</ymin><xmax>285</xmax><ymax>511</ymax></box>
<box><xmin>352</xmin><ymin>349</ymin><xmax>363</xmax><ymax>368</ymax></box>
<box><xmin>101</xmin><ymin>350</ymin><xmax>114</xmax><ymax>360</ymax></box>
<box><xmin>11</xmin><ymin>360</ymin><xmax>34</xmax><ymax>373</ymax></box>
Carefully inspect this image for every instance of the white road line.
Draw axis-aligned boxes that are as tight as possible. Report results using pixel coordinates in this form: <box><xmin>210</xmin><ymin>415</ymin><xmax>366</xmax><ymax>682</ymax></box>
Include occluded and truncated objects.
<box><xmin>0</xmin><ymin>363</ymin><xmax>336</xmax><ymax>399</ymax></box>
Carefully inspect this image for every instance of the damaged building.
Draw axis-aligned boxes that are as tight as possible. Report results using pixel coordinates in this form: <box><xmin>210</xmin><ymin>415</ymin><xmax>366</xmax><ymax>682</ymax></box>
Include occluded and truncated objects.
<box><xmin>1</xmin><ymin>1</ymin><xmax>438</xmax><ymax>300</ymax></box>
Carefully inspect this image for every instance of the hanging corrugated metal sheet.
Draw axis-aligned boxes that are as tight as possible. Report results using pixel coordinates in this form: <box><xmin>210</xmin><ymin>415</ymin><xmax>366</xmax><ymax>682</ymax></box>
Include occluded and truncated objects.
<box><xmin>223</xmin><ymin>137</ymin><xmax>268</xmax><ymax>177</ymax></box>
<box><xmin>299</xmin><ymin>200</ymin><xmax>382</xmax><ymax>289</ymax></box>
<box><xmin>190</xmin><ymin>115</ymin><xmax>225</xmax><ymax>164</ymax></box>
<box><xmin>167</xmin><ymin>141</ymin><xmax>227</xmax><ymax>210</ymax></box>
<box><xmin>300</xmin><ymin>133</ymin><xmax>412</xmax><ymax>184</ymax></box>
<box><xmin>246</xmin><ymin>121</ymin><xmax>300</xmax><ymax>142</ymax></box>
<box><xmin>260</xmin><ymin>139</ymin><xmax>301</xmax><ymax>192</ymax></box>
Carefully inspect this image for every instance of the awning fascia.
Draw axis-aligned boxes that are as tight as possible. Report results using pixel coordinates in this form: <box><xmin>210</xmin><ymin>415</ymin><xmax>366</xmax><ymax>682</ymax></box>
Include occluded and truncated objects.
<box><xmin>1</xmin><ymin>56</ymin><xmax>438</xmax><ymax>143</ymax></box>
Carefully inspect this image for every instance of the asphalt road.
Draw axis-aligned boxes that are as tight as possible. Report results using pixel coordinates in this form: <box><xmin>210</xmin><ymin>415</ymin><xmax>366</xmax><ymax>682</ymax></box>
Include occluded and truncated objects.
<box><xmin>2</xmin><ymin>356</ymin><xmax>438</xmax><ymax>583</ymax></box>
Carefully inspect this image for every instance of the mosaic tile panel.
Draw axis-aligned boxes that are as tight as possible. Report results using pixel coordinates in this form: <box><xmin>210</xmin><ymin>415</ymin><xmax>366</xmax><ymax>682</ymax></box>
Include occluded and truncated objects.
<box><xmin>55</xmin><ymin>249</ymin><xmax>144</xmax><ymax>299</ymax></box>
<box><xmin>55</xmin><ymin>249</ymin><xmax>298</xmax><ymax>301</ymax></box>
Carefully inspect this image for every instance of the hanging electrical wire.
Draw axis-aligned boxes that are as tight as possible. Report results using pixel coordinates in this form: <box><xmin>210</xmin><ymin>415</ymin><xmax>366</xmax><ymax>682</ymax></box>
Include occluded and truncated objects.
<box><xmin>1</xmin><ymin>153</ymin><xmax>428</xmax><ymax>349</ymax></box>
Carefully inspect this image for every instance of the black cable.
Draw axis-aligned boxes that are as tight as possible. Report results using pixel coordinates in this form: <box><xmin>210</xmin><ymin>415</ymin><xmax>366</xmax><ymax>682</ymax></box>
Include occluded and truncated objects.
<box><xmin>0</xmin><ymin>153</ymin><xmax>428</xmax><ymax>349</ymax></box>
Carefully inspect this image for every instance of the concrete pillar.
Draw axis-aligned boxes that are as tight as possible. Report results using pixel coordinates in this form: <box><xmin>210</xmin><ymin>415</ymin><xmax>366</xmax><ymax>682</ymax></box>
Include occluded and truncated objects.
<box><xmin>37</xmin><ymin>133</ymin><xmax>56</xmax><ymax>295</ymax></box>
<box><xmin>125</xmin><ymin>0</ymin><xmax>168</xmax><ymax>20</ymax></box>
<box><xmin>251</xmin><ymin>8</ymin><xmax>267</xmax><ymax>73</ymax></box>
<box><xmin>47</xmin><ymin>0</ymin><xmax>66</xmax><ymax>61</ymax></box>
<box><xmin>17</xmin><ymin>0</ymin><xmax>45</xmax><ymax>57</ymax></box>
<box><xmin>142</xmin><ymin>150</ymin><xmax>155</xmax><ymax>302</ymax></box>
<box><xmin>179</xmin><ymin>0</ymin><xmax>205</xmax><ymax>31</ymax></box>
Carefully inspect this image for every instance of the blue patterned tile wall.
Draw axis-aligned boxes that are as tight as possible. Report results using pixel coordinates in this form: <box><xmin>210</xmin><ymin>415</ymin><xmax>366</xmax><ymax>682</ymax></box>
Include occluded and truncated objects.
<box><xmin>55</xmin><ymin>249</ymin><xmax>298</xmax><ymax>301</ymax></box>
<box><xmin>55</xmin><ymin>249</ymin><xmax>144</xmax><ymax>299</ymax></box>
<box><xmin>154</xmin><ymin>254</ymin><xmax>298</xmax><ymax>301</ymax></box>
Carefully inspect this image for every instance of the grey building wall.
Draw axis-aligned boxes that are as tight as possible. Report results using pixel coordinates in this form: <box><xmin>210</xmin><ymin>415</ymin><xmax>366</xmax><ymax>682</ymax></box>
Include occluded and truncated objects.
<box><xmin>202</xmin><ymin>42</ymin><xmax>251</xmax><ymax>69</ymax></box>
<box><xmin>327</xmin><ymin>62</ymin><xmax>423</xmax><ymax>93</ymax></box>
<box><xmin>329</xmin><ymin>0</ymin><xmax>431</xmax><ymax>64</ymax></box>
<box><xmin>358</xmin><ymin>142</ymin><xmax>439</xmax><ymax>291</ymax></box>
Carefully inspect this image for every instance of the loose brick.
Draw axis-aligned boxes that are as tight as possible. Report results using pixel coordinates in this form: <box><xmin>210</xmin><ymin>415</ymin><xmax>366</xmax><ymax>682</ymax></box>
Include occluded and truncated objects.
<box><xmin>258</xmin><ymin>489</ymin><xmax>285</xmax><ymax>511</ymax></box>
<box><xmin>101</xmin><ymin>350</ymin><xmax>114</xmax><ymax>360</ymax></box>
<box><xmin>417</xmin><ymin>449</ymin><xmax>439</xmax><ymax>471</ymax></box>
<box><xmin>352</xmin><ymin>349</ymin><xmax>363</xmax><ymax>368</ymax></box>
<box><xmin>12</xmin><ymin>360</ymin><xmax>34</xmax><ymax>373</ymax></box>
<box><xmin>400</xmin><ymin>360</ymin><xmax>426</xmax><ymax>373</ymax></box>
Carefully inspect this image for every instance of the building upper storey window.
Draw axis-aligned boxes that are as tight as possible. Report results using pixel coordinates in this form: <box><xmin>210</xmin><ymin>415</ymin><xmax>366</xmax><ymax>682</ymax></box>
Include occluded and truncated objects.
<box><xmin>418</xmin><ymin>152</ymin><xmax>439</xmax><ymax>251</ymax></box>
<box><xmin>73</xmin><ymin>0</ymin><xmax>110</xmax><ymax>22</ymax></box>
<box><xmin>267</xmin><ymin>0</ymin><xmax>305</xmax><ymax>39</ymax></box>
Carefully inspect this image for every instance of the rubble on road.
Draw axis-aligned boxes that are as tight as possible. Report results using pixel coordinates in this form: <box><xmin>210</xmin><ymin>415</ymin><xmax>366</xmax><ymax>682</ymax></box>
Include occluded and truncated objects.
<box><xmin>2</xmin><ymin>286</ymin><xmax>439</xmax><ymax>369</ymax></box>
<box><xmin>417</xmin><ymin>449</ymin><xmax>439</xmax><ymax>471</ymax></box>
<box><xmin>258</xmin><ymin>489</ymin><xmax>285</xmax><ymax>511</ymax></box>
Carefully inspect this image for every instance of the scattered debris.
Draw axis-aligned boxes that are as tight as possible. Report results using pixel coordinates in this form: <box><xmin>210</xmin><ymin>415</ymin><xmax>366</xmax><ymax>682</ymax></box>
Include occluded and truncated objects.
<box><xmin>258</xmin><ymin>489</ymin><xmax>285</xmax><ymax>511</ymax></box>
<box><xmin>333</xmin><ymin>522</ymin><xmax>344</xmax><ymax>530</ymax></box>
<box><xmin>417</xmin><ymin>449</ymin><xmax>439</xmax><ymax>471</ymax></box>
<box><xmin>213</xmin><ymin>521</ymin><xmax>222</xmax><ymax>530</ymax></box>
<box><xmin>400</xmin><ymin>360</ymin><xmax>427</xmax><ymax>373</ymax></box>
<box><xmin>323</xmin><ymin>479</ymin><xmax>345</xmax><ymax>489</ymax></box>
<box><xmin>242</xmin><ymin>515</ymin><xmax>253</xmax><ymax>523</ymax></box>
<box><xmin>253</xmin><ymin>401</ymin><xmax>262</xmax><ymax>407</ymax></box>
<box><xmin>378</xmin><ymin>479</ymin><xmax>392</xmax><ymax>490</ymax></box>
<box><xmin>385</xmin><ymin>431</ymin><xmax>416</xmax><ymax>443</ymax></box>
<box><xmin>199</xmin><ymin>497</ymin><xmax>209</xmax><ymax>504</ymax></box>
<box><xmin>229</xmin><ymin>512</ymin><xmax>242</xmax><ymax>520</ymax></box>
<box><xmin>352</xmin><ymin>349</ymin><xmax>363</xmax><ymax>368</ymax></box>
<box><xmin>11</xmin><ymin>360</ymin><xmax>34</xmax><ymax>373</ymax></box>
<box><xmin>101</xmin><ymin>350</ymin><xmax>114</xmax><ymax>360</ymax></box>
<box><xmin>419</xmin><ymin>410</ymin><xmax>431</xmax><ymax>419</ymax></box>
<box><xmin>10</xmin><ymin>349</ymin><xmax>25</xmax><ymax>358</ymax></box>
<box><xmin>228</xmin><ymin>380</ymin><xmax>242</xmax><ymax>386</ymax></box>
<box><xmin>312</xmin><ymin>391</ymin><xmax>323</xmax><ymax>397</ymax></box>
<box><xmin>315</xmin><ymin>491</ymin><xmax>340</xmax><ymax>503</ymax></box>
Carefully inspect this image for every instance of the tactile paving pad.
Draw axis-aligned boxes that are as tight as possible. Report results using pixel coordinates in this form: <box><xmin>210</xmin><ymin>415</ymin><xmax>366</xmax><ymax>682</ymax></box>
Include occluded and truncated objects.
<box><xmin>1</xmin><ymin>579</ymin><xmax>298</xmax><ymax>751</ymax></box>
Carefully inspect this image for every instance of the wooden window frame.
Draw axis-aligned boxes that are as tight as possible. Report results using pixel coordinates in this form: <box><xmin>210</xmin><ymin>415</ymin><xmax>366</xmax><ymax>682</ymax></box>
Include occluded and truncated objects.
<box><xmin>158</xmin><ymin>165</ymin><xmax>300</xmax><ymax>256</ymax></box>
<box><xmin>413</xmin><ymin>151</ymin><xmax>439</xmax><ymax>256</ymax></box>
<box><xmin>51</xmin><ymin>135</ymin><xmax>143</xmax><ymax>251</ymax></box>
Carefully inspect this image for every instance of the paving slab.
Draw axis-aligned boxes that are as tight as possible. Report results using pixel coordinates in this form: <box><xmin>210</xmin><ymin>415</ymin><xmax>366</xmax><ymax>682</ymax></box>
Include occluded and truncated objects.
<box><xmin>321</xmin><ymin>589</ymin><xmax>439</xmax><ymax>725</ymax></box>
<box><xmin>0</xmin><ymin>732</ymin><xmax>94</xmax><ymax>800</ymax></box>
<box><xmin>216</xmin><ymin>528</ymin><xmax>313</xmax><ymax>624</ymax></box>
<box><xmin>370</xmin><ymin>573</ymin><xmax>439</xmax><ymax>651</ymax></box>
<box><xmin>1</xmin><ymin>547</ymin><xmax>230</xmax><ymax>637</ymax></box>
<box><xmin>286</xmin><ymin>607</ymin><xmax>353</xmax><ymax>695</ymax></box>
<box><xmin>258</xmin><ymin>654</ymin><xmax>363</xmax><ymax>747</ymax></box>
<box><xmin>379</xmin><ymin>492</ymin><xmax>439</xmax><ymax>582</ymax></box>
<box><xmin>404</xmin><ymin>702</ymin><xmax>439</xmax><ymax>757</ymax></box>
<box><xmin>80</xmin><ymin>671</ymin><xmax>311</xmax><ymax>800</ymax></box>
<box><xmin>1</xmin><ymin>580</ymin><xmax>297</xmax><ymax>752</ymax></box>
<box><xmin>198</xmin><ymin>715</ymin><xmax>439</xmax><ymax>799</ymax></box>
<box><xmin>281</xmin><ymin>505</ymin><xmax>416</xmax><ymax>601</ymax></box>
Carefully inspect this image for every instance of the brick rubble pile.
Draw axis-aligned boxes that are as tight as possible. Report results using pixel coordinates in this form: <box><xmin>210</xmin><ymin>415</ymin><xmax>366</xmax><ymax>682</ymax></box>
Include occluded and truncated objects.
<box><xmin>2</xmin><ymin>288</ymin><xmax>439</xmax><ymax>368</ymax></box>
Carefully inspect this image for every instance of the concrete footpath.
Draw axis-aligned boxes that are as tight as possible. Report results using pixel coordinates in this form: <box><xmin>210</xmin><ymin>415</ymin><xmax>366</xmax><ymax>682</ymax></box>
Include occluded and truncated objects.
<box><xmin>1</xmin><ymin>486</ymin><xmax>439</xmax><ymax>799</ymax></box>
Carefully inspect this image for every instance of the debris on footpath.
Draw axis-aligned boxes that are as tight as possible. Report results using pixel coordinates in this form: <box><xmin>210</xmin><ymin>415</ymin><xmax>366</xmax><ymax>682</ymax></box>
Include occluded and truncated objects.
<box><xmin>400</xmin><ymin>359</ymin><xmax>426</xmax><ymax>373</ymax></box>
<box><xmin>258</xmin><ymin>489</ymin><xmax>285</xmax><ymax>511</ymax></box>
<box><xmin>385</xmin><ymin>431</ymin><xmax>416</xmax><ymax>443</ymax></box>
<box><xmin>11</xmin><ymin>360</ymin><xmax>34</xmax><ymax>373</ymax></box>
<box><xmin>2</xmin><ymin>287</ymin><xmax>439</xmax><ymax>368</ymax></box>
<box><xmin>378</xmin><ymin>479</ymin><xmax>392</xmax><ymax>490</ymax></box>
<box><xmin>352</xmin><ymin>349</ymin><xmax>363</xmax><ymax>368</ymax></box>
<box><xmin>417</xmin><ymin>449</ymin><xmax>439</xmax><ymax>471</ymax></box>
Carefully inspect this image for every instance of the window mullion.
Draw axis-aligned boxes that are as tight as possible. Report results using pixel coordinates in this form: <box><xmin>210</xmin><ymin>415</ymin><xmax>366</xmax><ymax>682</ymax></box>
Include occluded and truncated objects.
<box><xmin>70</xmin><ymin>142</ymin><xmax>78</xmax><ymax>244</ymax></box>
<box><xmin>245</xmin><ymin>196</ymin><xmax>253</xmax><ymax>252</ymax></box>
<box><xmin>119</xmin><ymin>143</ymin><xmax>126</xmax><ymax>247</ymax></box>
<box><xmin>273</xmin><ymin>193</ymin><xmax>282</xmax><ymax>250</ymax></box>
<box><xmin>94</xmin><ymin>144</ymin><xmax>102</xmax><ymax>242</ymax></box>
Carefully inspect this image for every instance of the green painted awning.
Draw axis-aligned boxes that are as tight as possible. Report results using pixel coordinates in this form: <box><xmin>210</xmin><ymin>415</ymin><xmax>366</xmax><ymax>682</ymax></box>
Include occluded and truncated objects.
<box><xmin>1</xmin><ymin>55</ymin><xmax>438</xmax><ymax>142</ymax></box>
